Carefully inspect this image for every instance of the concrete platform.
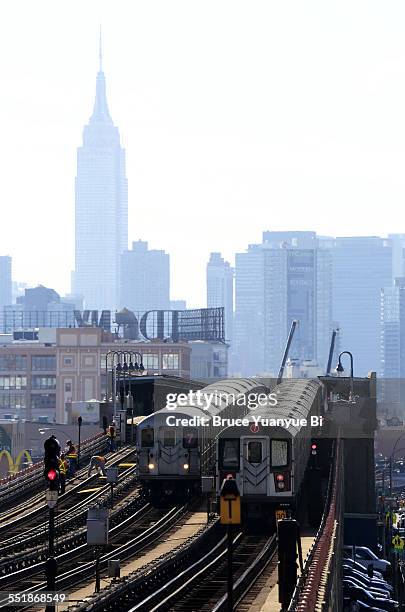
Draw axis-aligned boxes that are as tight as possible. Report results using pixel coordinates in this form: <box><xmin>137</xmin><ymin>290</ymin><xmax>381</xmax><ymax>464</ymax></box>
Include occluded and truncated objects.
<box><xmin>248</xmin><ymin>530</ymin><xmax>317</xmax><ymax>612</ymax></box>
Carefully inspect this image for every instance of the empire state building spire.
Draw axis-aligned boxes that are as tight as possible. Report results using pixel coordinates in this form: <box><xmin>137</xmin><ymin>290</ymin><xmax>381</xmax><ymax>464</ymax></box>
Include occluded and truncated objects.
<box><xmin>74</xmin><ymin>36</ymin><xmax>128</xmax><ymax>313</ymax></box>
<box><xmin>89</xmin><ymin>31</ymin><xmax>112</xmax><ymax>125</ymax></box>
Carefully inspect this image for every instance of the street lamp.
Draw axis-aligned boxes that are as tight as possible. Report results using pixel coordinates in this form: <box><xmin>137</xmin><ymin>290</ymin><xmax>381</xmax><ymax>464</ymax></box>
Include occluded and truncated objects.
<box><xmin>106</xmin><ymin>351</ymin><xmax>144</xmax><ymax>446</ymax></box>
<box><xmin>335</xmin><ymin>351</ymin><xmax>354</xmax><ymax>378</ymax></box>
<box><xmin>335</xmin><ymin>351</ymin><xmax>355</xmax><ymax>400</ymax></box>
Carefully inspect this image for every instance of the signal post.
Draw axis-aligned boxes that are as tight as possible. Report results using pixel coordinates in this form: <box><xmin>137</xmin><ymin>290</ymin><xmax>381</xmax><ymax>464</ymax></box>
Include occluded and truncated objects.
<box><xmin>220</xmin><ymin>475</ymin><xmax>241</xmax><ymax>612</ymax></box>
<box><xmin>43</xmin><ymin>436</ymin><xmax>60</xmax><ymax>612</ymax></box>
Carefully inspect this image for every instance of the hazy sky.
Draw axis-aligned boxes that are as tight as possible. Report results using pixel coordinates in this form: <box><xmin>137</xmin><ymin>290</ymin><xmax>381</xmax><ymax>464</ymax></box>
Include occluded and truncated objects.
<box><xmin>2</xmin><ymin>1</ymin><xmax>405</xmax><ymax>307</ymax></box>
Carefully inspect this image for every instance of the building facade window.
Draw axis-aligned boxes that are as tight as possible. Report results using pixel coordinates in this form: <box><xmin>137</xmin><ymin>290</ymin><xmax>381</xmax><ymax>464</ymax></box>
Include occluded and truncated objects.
<box><xmin>32</xmin><ymin>355</ymin><xmax>56</xmax><ymax>371</ymax></box>
<box><xmin>30</xmin><ymin>394</ymin><xmax>56</xmax><ymax>412</ymax></box>
<box><xmin>0</xmin><ymin>355</ymin><xmax>27</xmax><ymax>371</ymax></box>
<box><xmin>0</xmin><ymin>394</ymin><xmax>26</xmax><ymax>410</ymax></box>
<box><xmin>64</xmin><ymin>382</ymin><xmax>72</xmax><ymax>392</ymax></box>
<box><xmin>0</xmin><ymin>376</ymin><xmax>27</xmax><ymax>390</ymax></box>
<box><xmin>32</xmin><ymin>376</ymin><xmax>56</xmax><ymax>390</ymax></box>
<box><xmin>143</xmin><ymin>354</ymin><xmax>159</xmax><ymax>369</ymax></box>
<box><xmin>162</xmin><ymin>354</ymin><xmax>179</xmax><ymax>370</ymax></box>
<box><xmin>63</xmin><ymin>356</ymin><xmax>73</xmax><ymax>366</ymax></box>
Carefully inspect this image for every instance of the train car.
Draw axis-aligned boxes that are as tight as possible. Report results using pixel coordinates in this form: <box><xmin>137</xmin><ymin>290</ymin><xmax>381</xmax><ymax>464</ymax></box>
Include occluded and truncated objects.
<box><xmin>135</xmin><ymin>378</ymin><xmax>270</xmax><ymax>502</ymax></box>
<box><xmin>215</xmin><ymin>378</ymin><xmax>325</xmax><ymax>521</ymax></box>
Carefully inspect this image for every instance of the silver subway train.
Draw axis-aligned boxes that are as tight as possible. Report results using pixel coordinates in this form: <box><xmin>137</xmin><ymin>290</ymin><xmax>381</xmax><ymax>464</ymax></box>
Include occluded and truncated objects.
<box><xmin>215</xmin><ymin>378</ymin><xmax>325</xmax><ymax>519</ymax></box>
<box><xmin>135</xmin><ymin>378</ymin><xmax>270</xmax><ymax>501</ymax></box>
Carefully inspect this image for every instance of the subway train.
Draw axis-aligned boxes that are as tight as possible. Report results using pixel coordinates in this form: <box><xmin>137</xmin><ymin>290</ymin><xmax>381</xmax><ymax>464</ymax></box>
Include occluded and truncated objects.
<box><xmin>135</xmin><ymin>378</ymin><xmax>270</xmax><ymax>502</ymax></box>
<box><xmin>215</xmin><ymin>378</ymin><xmax>326</xmax><ymax>521</ymax></box>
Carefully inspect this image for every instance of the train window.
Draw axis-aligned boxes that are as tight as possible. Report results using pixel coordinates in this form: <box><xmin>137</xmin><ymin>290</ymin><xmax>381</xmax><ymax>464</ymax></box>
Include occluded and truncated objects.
<box><xmin>247</xmin><ymin>441</ymin><xmax>262</xmax><ymax>463</ymax></box>
<box><xmin>183</xmin><ymin>428</ymin><xmax>198</xmax><ymax>449</ymax></box>
<box><xmin>271</xmin><ymin>439</ymin><xmax>288</xmax><ymax>467</ymax></box>
<box><xmin>219</xmin><ymin>439</ymin><xmax>240</xmax><ymax>470</ymax></box>
<box><xmin>162</xmin><ymin>428</ymin><xmax>176</xmax><ymax>447</ymax></box>
<box><xmin>141</xmin><ymin>427</ymin><xmax>154</xmax><ymax>448</ymax></box>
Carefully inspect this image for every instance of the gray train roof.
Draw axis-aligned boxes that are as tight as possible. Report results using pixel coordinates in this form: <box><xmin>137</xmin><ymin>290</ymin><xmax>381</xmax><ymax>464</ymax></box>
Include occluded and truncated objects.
<box><xmin>137</xmin><ymin>377</ymin><xmax>268</xmax><ymax>427</ymax></box>
<box><xmin>220</xmin><ymin>378</ymin><xmax>324</xmax><ymax>437</ymax></box>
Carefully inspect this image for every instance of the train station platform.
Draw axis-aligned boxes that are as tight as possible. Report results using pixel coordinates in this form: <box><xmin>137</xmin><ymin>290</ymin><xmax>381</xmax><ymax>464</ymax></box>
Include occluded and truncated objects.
<box><xmin>245</xmin><ymin>530</ymin><xmax>317</xmax><ymax>612</ymax></box>
<box><xmin>52</xmin><ymin>512</ymin><xmax>208</xmax><ymax>612</ymax></box>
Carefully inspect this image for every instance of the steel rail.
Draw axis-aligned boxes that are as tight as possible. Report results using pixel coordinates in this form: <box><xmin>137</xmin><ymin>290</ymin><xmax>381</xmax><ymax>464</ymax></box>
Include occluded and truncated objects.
<box><xmin>0</xmin><ymin>505</ymin><xmax>188</xmax><ymax>609</ymax></box>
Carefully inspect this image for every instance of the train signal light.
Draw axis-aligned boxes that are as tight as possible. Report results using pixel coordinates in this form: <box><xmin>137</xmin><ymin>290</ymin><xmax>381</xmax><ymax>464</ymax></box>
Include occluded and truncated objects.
<box><xmin>220</xmin><ymin>476</ymin><xmax>241</xmax><ymax>525</ymax></box>
<box><xmin>44</xmin><ymin>435</ymin><xmax>60</xmax><ymax>490</ymax></box>
<box><xmin>47</xmin><ymin>469</ymin><xmax>58</xmax><ymax>481</ymax></box>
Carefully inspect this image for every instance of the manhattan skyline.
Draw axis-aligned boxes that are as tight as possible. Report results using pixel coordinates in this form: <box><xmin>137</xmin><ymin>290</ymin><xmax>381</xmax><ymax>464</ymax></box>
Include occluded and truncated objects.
<box><xmin>2</xmin><ymin>1</ymin><xmax>405</xmax><ymax>307</ymax></box>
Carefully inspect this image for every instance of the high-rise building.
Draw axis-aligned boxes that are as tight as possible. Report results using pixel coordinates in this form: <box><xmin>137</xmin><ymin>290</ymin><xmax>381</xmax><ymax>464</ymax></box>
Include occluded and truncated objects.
<box><xmin>234</xmin><ymin>234</ymin><xmax>333</xmax><ymax>376</ymax></box>
<box><xmin>388</xmin><ymin>234</ymin><xmax>405</xmax><ymax>281</ymax></box>
<box><xmin>120</xmin><ymin>240</ymin><xmax>170</xmax><ymax>313</ymax></box>
<box><xmin>332</xmin><ymin>237</ymin><xmax>392</xmax><ymax>376</ymax></box>
<box><xmin>74</xmin><ymin>44</ymin><xmax>128</xmax><ymax>312</ymax></box>
<box><xmin>206</xmin><ymin>253</ymin><xmax>234</xmax><ymax>345</ymax></box>
<box><xmin>234</xmin><ymin>244</ymin><xmax>265</xmax><ymax>375</ymax></box>
<box><xmin>0</xmin><ymin>256</ymin><xmax>12</xmax><ymax>308</ymax></box>
<box><xmin>380</xmin><ymin>277</ymin><xmax>405</xmax><ymax>415</ymax></box>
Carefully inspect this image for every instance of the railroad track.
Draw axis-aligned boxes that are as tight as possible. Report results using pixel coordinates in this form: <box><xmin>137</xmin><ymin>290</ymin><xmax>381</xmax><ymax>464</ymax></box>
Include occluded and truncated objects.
<box><xmin>134</xmin><ymin>531</ymin><xmax>276</xmax><ymax>611</ymax></box>
<box><xmin>64</xmin><ymin>525</ymin><xmax>277</xmax><ymax>612</ymax></box>
<box><xmin>0</xmin><ymin>435</ymin><xmax>109</xmax><ymax>512</ymax></box>
<box><xmin>0</xmin><ymin>448</ymin><xmax>138</xmax><ymax>578</ymax></box>
<box><xmin>0</xmin><ymin>505</ymin><xmax>189</xmax><ymax>610</ymax></box>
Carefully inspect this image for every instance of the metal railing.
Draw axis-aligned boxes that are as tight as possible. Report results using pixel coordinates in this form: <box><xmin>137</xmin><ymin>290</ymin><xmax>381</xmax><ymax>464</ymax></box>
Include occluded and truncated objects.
<box><xmin>288</xmin><ymin>438</ymin><xmax>344</xmax><ymax>611</ymax></box>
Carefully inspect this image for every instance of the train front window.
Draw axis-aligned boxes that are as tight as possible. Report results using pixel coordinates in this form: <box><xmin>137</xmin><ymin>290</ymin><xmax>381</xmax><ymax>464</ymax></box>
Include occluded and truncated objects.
<box><xmin>219</xmin><ymin>439</ymin><xmax>240</xmax><ymax>470</ymax></box>
<box><xmin>162</xmin><ymin>428</ymin><xmax>176</xmax><ymax>447</ymax></box>
<box><xmin>271</xmin><ymin>439</ymin><xmax>288</xmax><ymax>467</ymax></box>
<box><xmin>247</xmin><ymin>441</ymin><xmax>262</xmax><ymax>463</ymax></box>
<box><xmin>183</xmin><ymin>428</ymin><xmax>198</xmax><ymax>449</ymax></box>
<box><xmin>141</xmin><ymin>427</ymin><xmax>154</xmax><ymax>448</ymax></box>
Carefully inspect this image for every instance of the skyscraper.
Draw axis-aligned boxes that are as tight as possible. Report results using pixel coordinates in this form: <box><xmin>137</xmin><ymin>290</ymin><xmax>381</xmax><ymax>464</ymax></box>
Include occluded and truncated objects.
<box><xmin>234</xmin><ymin>234</ymin><xmax>333</xmax><ymax>376</ymax></box>
<box><xmin>0</xmin><ymin>256</ymin><xmax>12</xmax><ymax>308</ymax></box>
<box><xmin>332</xmin><ymin>237</ymin><xmax>392</xmax><ymax>376</ymax></box>
<box><xmin>380</xmin><ymin>277</ymin><xmax>405</xmax><ymax>415</ymax></box>
<box><xmin>206</xmin><ymin>252</ymin><xmax>234</xmax><ymax>345</ymax></box>
<box><xmin>73</xmin><ymin>43</ymin><xmax>128</xmax><ymax>312</ymax></box>
<box><xmin>120</xmin><ymin>240</ymin><xmax>170</xmax><ymax>313</ymax></box>
<box><xmin>388</xmin><ymin>234</ymin><xmax>405</xmax><ymax>281</ymax></box>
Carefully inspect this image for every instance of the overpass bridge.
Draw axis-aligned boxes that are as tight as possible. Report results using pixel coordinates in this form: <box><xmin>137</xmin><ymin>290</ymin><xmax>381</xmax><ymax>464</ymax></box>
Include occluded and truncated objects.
<box><xmin>288</xmin><ymin>373</ymin><xmax>378</xmax><ymax>611</ymax></box>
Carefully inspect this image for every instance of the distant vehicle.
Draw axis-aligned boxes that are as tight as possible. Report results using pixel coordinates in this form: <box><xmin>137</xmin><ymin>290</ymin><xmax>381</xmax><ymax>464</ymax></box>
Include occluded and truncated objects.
<box><xmin>343</xmin><ymin>583</ymin><xmax>398</xmax><ymax>610</ymax></box>
<box><xmin>342</xmin><ymin>565</ymin><xmax>393</xmax><ymax>593</ymax></box>
<box><xmin>343</xmin><ymin>597</ymin><xmax>390</xmax><ymax>611</ymax></box>
<box><xmin>343</xmin><ymin>558</ymin><xmax>384</xmax><ymax>579</ymax></box>
<box><xmin>342</xmin><ymin>575</ymin><xmax>391</xmax><ymax>598</ymax></box>
<box><xmin>343</xmin><ymin>546</ymin><xmax>391</xmax><ymax>574</ymax></box>
<box><xmin>386</xmin><ymin>417</ymin><xmax>404</xmax><ymax>427</ymax></box>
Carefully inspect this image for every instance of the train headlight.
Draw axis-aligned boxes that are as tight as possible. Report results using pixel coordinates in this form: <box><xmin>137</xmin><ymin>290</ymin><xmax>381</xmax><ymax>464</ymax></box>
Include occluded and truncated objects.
<box><xmin>183</xmin><ymin>463</ymin><xmax>189</xmax><ymax>470</ymax></box>
<box><xmin>148</xmin><ymin>463</ymin><xmax>155</xmax><ymax>470</ymax></box>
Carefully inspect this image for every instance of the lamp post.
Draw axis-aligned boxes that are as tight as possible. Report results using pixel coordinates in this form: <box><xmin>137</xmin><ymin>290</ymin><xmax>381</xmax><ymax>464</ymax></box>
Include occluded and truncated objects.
<box><xmin>335</xmin><ymin>351</ymin><xmax>354</xmax><ymax>378</ymax></box>
<box><xmin>107</xmin><ymin>351</ymin><xmax>144</xmax><ymax>446</ymax></box>
<box><xmin>77</xmin><ymin>416</ymin><xmax>83</xmax><ymax>468</ymax></box>
<box><xmin>335</xmin><ymin>351</ymin><xmax>354</xmax><ymax>399</ymax></box>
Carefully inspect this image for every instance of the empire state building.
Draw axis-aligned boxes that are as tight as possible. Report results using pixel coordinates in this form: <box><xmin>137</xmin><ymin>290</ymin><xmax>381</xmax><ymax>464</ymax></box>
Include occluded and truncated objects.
<box><xmin>73</xmin><ymin>46</ymin><xmax>128</xmax><ymax>312</ymax></box>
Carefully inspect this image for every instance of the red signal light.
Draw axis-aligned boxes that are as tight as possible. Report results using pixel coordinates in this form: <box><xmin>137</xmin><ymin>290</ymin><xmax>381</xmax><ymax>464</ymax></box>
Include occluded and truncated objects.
<box><xmin>311</xmin><ymin>443</ymin><xmax>317</xmax><ymax>450</ymax></box>
<box><xmin>47</xmin><ymin>469</ymin><xmax>57</xmax><ymax>481</ymax></box>
<box><xmin>276</xmin><ymin>474</ymin><xmax>284</xmax><ymax>482</ymax></box>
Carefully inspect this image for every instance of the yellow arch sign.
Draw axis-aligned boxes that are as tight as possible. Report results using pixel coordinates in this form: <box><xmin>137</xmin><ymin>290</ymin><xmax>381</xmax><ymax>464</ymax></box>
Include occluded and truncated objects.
<box><xmin>0</xmin><ymin>449</ymin><xmax>33</xmax><ymax>474</ymax></box>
